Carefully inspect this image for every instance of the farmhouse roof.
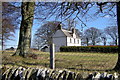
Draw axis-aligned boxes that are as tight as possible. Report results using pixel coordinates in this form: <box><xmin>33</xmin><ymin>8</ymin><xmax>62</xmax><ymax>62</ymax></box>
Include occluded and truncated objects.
<box><xmin>61</xmin><ymin>29</ymin><xmax>80</xmax><ymax>38</ymax></box>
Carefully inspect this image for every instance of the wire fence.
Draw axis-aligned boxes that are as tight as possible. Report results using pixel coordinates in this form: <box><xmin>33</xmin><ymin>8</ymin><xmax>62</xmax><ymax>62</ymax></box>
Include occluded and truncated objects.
<box><xmin>1</xmin><ymin>45</ymin><xmax>119</xmax><ymax>72</ymax></box>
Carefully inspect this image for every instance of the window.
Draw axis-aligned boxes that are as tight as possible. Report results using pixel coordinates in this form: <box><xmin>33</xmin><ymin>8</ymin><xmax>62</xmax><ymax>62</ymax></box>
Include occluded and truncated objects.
<box><xmin>74</xmin><ymin>39</ymin><xmax>75</xmax><ymax>43</ymax></box>
<box><xmin>70</xmin><ymin>38</ymin><xmax>72</xmax><ymax>43</ymax></box>
<box><xmin>78</xmin><ymin>40</ymin><xmax>79</xmax><ymax>44</ymax></box>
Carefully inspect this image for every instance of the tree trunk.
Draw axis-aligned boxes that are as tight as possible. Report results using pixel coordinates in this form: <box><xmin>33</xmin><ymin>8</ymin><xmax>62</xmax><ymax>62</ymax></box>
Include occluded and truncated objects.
<box><xmin>92</xmin><ymin>40</ymin><xmax>95</xmax><ymax>45</ymax></box>
<box><xmin>13</xmin><ymin>2</ymin><xmax>35</xmax><ymax>57</ymax></box>
<box><xmin>103</xmin><ymin>38</ymin><xmax>106</xmax><ymax>46</ymax></box>
<box><xmin>86</xmin><ymin>38</ymin><xmax>89</xmax><ymax>46</ymax></box>
<box><xmin>104</xmin><ymin>40</ymin><xmax>106</xmax><ymax>46</ymax></box>
<box><xmin>114</xmin><ymin>2</ymin><xmax>120</xmax><ymax>71</ymax></box>
<box><xmin>115</xmin><ymin>39</ymin><xmax>118</xmax><ymax>45</ymax></box>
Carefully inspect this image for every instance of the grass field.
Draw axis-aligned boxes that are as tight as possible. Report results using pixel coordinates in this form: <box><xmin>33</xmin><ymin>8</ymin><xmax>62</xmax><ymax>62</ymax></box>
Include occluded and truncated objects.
<box><xmin>1</xmin><ymin>50</ymin><xmax>118</xmax><ymax>72</ymax></box>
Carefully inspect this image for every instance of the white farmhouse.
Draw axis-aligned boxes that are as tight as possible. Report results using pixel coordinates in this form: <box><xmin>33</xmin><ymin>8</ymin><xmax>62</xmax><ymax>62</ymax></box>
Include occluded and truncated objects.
<box><xmin>53</xmin><ymin>27</ymin><xmax>81</xmax><ymax>52</ymax></box>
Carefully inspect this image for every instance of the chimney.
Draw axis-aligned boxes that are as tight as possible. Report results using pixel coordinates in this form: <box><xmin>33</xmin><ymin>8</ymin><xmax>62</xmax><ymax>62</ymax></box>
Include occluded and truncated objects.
<box><xmin>72</xmin><ymin>28</ymin><xmax>76</xmax><ymax>34</ymax></box>
<box><xmin>58</xmin><ymin>24</ymin><xmax>62</xmax><ymax>30</ymax></box>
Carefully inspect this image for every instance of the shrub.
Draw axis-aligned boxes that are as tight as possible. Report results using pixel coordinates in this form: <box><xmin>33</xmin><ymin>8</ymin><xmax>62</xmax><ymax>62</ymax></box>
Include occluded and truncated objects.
<box><xmin>60</xmin><ymin>46</ymin><xmax>118</xmax><ymax>53</ymax></box>
<box><xmin>27</xmin><ymin>53</ymin><xmax>38</xmax><ymax>59</ymax></box>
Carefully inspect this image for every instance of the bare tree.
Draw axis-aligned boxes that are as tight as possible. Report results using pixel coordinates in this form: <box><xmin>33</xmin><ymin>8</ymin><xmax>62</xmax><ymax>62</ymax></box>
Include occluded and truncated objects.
<box><xmin>65</xmin><ymin>19</ymin><xmax>77</xmax><ymax>30</ymax></box>
<box><xmin>105</xmin><ymin>26</ymin><xmax>118</xmax><ymax>45</ymax></box>
<box><xmin>101</xmin><ymin>34</ymin><xmax>107</xmax><ymax>46</ymax></box>
<box><xmin>13</xmin><ymin>2</ymin><xmax>35</xmax><ymax>57</ymax></box>
<box><xmin>84</xmin><ymin>27</ymin><xmax>102</xmax><ymax>46</ymax></box>
<box><xmin>2</xmin><ymin>2</ymin><xmax>20</xmax><ymax>48</ymax></box>
<box><xmin>32</xmin><ymin>36</ymin><xmax>44</xmax><ymax>50</ymax></box>
<box><xmin>81</xmin><ymin>31</ymin><xmax>90</xmax><ymax>46</ymax></box>
<box><xmin>82</xmin><ymin>28</ymin><xmax>108</xmax><ymax>46</ymax></box>
<box><xmin>34</xmin><ymin>21</ymin><xmax>61</xmax><ymax>47</ymax></box>
<box><xmin>100</xmin><ymin>30</ymin><xmax>108</xmax><ymax>46</ymax></box>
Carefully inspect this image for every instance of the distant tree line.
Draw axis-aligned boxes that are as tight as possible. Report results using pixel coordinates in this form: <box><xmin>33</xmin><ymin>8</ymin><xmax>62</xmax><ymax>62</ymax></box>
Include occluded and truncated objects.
<box><xmin>32</xmin><ymin>21</ymin><xmax>118</xmax><ymax>50</ymax></box>
<box><xmin>81</xmin><ymin>26</ymin><xmax>118</xmax><ymax>46</ymax></box>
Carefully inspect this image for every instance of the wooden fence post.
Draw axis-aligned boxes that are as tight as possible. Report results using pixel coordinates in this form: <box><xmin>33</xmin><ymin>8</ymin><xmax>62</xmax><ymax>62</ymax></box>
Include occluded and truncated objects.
<box><xmin>50</xmin><ymin>43</ymin><xmax>55</xmax><ymax>69</ymax></box>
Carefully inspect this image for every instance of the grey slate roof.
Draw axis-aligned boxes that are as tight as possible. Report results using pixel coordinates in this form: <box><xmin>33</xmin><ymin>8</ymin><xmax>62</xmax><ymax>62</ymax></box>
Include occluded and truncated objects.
<box><xmin>61</xmin><ymin>29</ymin><xmax>80</xmax><ymax>38</ymax></box>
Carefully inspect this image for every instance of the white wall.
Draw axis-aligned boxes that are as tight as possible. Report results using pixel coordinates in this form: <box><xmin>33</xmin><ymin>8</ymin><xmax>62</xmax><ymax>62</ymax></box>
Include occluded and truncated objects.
<box><xmin>67</xmin><ymin>37</ymin><xmax>81</xmax><ymax>46</ymax></box>
<box><xmin>0</xmin><ymin>46</ymin><xmax>1</xmax><ymax>51</ymax></box>
<box><xmin>53</xmin><ymin>30</ymin><xmax>81</xmax><ymax>52</ymax></box>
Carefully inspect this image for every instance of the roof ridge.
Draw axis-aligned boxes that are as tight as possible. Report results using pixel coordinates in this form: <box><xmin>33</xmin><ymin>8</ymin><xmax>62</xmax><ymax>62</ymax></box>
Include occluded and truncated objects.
<box><xmin>61</xmin><ymin>29</ymin><xmax>72</xmax><ymax>32</ymax></box>
<box><xmin>61</xmin><ymin>28</ymin><xmax>80</xmax><ymax>38</ymax></box>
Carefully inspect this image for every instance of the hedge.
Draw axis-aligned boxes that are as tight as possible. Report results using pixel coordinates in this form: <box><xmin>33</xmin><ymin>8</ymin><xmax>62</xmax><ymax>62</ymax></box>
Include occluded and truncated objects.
<box><xmin>60</xmin><ymin>46</ymin><xmax>118</xmax><ymax>53</ymax></box>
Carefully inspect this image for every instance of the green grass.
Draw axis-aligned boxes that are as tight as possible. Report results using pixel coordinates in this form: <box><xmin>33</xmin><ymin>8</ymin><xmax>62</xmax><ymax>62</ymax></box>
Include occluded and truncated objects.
<box><xmin>1</xmin><ymin>50</ymin><xmax>118</xmax><ymax>72</ymax></box>
<box><xmin>55</xmin><ymin>52</ymin><xmax>118</xmax><ymax>70</ymax></box>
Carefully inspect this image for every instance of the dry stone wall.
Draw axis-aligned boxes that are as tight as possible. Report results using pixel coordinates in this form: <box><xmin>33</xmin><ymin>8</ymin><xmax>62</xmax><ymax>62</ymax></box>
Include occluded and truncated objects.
<box><xmin>1</xmin><ymin>66</ymin><xmax>120</xmax><ymax>80</ymax></box>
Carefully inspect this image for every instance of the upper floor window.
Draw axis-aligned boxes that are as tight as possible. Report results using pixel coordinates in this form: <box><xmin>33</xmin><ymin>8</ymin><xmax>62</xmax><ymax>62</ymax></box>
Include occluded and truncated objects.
<box><xmin>78</xmin><ymin>40</ymin><xmax>79</xmax><ymax>44</ymax></box>
<box><xmin>74</xmin><ymin>39</ymin><xmax>75</xmax><ymax>43</ymax></box>
<box><xmin>70</xmin><ymin>38</ymin><xmax>72</xmax><ymax>43</ymax></box>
